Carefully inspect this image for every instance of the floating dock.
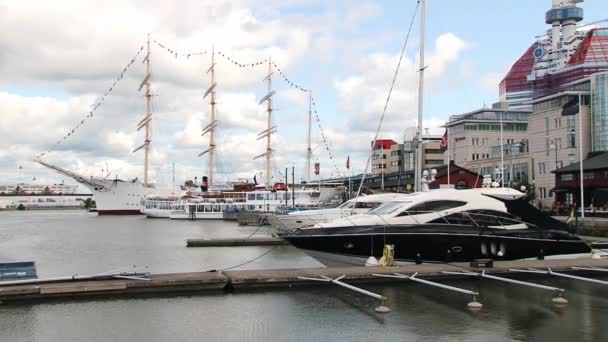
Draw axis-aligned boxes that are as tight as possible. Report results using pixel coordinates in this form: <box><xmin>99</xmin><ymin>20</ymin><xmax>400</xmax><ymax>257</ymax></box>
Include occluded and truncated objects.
<box><xmin>186</xmin><ymin>238</ymin><xmax>288</xmax><ymax>247</ymax></box>
<box><xmin>0</xmin><ymin>258</ymin><xmax>607</xmax><ymax>304</ymax></box>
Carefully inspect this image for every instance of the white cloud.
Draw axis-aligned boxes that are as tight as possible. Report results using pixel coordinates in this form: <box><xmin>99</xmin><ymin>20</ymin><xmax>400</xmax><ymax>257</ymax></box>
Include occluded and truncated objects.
<box><xmin>0</xmin><ymin>1</ymin><xmax>473</xmax><ymax>185</ymax></box>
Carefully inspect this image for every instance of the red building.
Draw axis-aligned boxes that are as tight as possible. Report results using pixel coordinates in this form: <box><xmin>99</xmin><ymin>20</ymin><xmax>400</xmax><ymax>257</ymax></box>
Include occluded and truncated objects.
<box><xmin>430</xmin><ymin>162</ymin><xmax>484</xmax><ymax>190</ymax></box>
<box><xmin>371</xmin><ymin>139</ymin><xmax>397</xmax><ymax>150</ymax></box>
<box><xmin>552</xmin><ymin>152</ymin><xmax>608</xmax><ymax>209</ymax></box>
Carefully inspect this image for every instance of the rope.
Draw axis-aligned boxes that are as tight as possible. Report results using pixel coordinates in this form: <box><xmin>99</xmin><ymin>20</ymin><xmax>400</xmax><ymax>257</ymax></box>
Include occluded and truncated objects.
<box><xmin>355</xmin><ymin>0</ymin><xmax>420</xmax><ymax>198</ymax></box>
<box><xmin>246</xmin><ymin>223</ymin><xmax>265</xmax><ymax>238</ymax></box>
<box><xmin>37</xmin><ymin>44</ymin><xmax>145</xmax><ymax>158</ymax></box>
<box><xmin>209</xmin><ymin>246</ymin><xmax>278</xmax><ymax>272</ymax></box>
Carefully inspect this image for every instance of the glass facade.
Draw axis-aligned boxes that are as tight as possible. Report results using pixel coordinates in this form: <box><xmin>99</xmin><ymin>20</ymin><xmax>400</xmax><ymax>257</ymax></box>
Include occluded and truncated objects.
<box><xmin>545</xmin><ymin>7</ymin><xmax>583</xmax><ymax>23</ymax></box>
<box><xmin>592</xmin><ymin>72</ymin><xmax>608</xmax><ymax>152</ymax></box>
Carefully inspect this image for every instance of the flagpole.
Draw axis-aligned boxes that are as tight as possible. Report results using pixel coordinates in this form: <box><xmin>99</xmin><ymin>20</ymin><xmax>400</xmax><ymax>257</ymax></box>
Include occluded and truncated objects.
<box><xmin>347</xmin><ymin>155</ymin><xmax>352</xmax><ymax>199</ymax></box>
<box><xmin>447</xmin><ymin>125</ymin><xmax>450</xmax><ymax>186</ymax></box>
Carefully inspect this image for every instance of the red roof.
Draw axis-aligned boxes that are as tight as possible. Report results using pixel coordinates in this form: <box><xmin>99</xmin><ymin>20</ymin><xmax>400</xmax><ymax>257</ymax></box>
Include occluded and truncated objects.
<box><xmin>500</xmin><ymin>42</ymin><xmax>538</xmax><ymax>96</ymax></box>
<box><xmin>371</xmin><ymin>139</ymin><xmax>397</xmax><ymax>150</ymax></box>
<box><xmin>567</xmin><ymin>28</ymin><xmax>608</xmax><ymax>66</ymax></box>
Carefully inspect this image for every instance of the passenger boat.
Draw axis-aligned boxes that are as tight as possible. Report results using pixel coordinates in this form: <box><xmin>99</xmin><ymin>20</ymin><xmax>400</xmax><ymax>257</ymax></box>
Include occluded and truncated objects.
<box><xmin>278</xmin><ymin>186</ymin><xmax>598</xmax><ymax>266</ymax></box>
<box><xmin>266</xmin><ymin>193</ymin><xmax>406</xmax><ymax>230</ymax></box>
<box><xmin>170</xmin><ymin>186</ymin><xmax>344</xmax><ymax>220</ymax></box>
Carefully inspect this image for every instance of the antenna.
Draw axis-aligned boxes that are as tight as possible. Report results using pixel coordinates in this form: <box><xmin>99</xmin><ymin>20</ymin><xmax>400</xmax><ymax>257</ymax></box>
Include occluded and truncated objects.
<box><xmin>133</xmin><ymin>33</ymin><xmax>152</xmax><ymax>186</ymax></box>
<box><xmin>200</xmin><ymin>46</ymin><xmax>217</xmax><ymax>186</ymax></box>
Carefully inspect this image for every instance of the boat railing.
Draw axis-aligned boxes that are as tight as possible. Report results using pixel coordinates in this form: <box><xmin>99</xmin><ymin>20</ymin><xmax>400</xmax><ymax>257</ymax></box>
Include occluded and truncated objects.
<box><xmin>288</xmin><ymin>210</ymin><xmax>538</xmax><ymax>230</ymax></box>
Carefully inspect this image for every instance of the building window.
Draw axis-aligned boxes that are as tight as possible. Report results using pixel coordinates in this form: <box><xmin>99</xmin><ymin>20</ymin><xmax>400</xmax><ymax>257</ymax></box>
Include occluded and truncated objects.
<box><xmin>584</xmin><ymin>172</ymin><xmax>595</xmax><ymax>180</ymax></box>
<box><xmin>554</xmin><ymin>118</ymin><xmax>561</xmax><ymax>129</ymax></box>
<box><xmin>561</xmin><ymin>174</ymin><xmax>573</xmax><ymax>181</ymax></box>
<box><xmin>538</xmin><ymin>162</ymin><xmax>546</xmax><ymax>175</ymax></box>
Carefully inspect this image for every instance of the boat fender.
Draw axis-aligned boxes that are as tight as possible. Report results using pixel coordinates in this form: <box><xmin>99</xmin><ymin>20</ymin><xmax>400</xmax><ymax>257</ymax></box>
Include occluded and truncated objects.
<box><xmin>379</xmin><ymin>244</ymin><xmax>394</xmax><ymax>267</ymax></box>
<box><xmin>365</xmin><ymin>256</ymin><xmax>379</xmax><ymax>267</ymax></box>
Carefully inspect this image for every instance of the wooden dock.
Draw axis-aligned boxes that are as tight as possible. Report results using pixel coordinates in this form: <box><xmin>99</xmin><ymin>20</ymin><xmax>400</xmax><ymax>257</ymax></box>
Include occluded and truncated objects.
<box><xmin>186</xmin><ymin>238</ymin><xmax>288</xmax><ymax>247</ymax></box>
<box><xmin>1</xmin><ymin>258</ymin><xmax>607</xmax><ymax>304</ymax></box>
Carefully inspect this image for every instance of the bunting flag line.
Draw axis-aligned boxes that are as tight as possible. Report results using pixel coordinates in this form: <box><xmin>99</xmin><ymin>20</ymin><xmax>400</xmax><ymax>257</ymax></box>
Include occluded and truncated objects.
<box><xmin>310</xmin><ymin>96</ymin><xmax>341</xmax><ymax>177</ymax></box>
<box><xmin>37</xmin><ymin>45</ymin><xmax>145</xmax><ymax>158</ymax></box>
<box><xmin>216</xmin><ymin>50</ymin><xmax>267</xmax><ymax>68</ymax></box>
<box><xmin>271</xmin><ymin>61</ymin><xmax>308</xmax><ymax>93</ymax></box>
<box><xmin>152</xmin><ymin>39</ymin><xmax>207</xmax><ymax>58</ymax></box>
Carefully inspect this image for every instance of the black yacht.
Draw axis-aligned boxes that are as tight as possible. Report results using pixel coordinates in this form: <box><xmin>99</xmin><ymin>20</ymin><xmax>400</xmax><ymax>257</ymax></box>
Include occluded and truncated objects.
<box><xmin>278</xmin><ymin>187</ymin><xmax>597</xmax><ymax>266</ymax></box>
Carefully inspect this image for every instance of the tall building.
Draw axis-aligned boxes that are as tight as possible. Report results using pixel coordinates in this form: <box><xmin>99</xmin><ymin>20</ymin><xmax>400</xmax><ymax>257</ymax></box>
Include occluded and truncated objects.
<box><xmin>500</xmin><ymin>0</ymin><xmax>608</xmax><ymax>110</ymax></box>
<box><xmin>371</xmin><ymin>139</ymin><xmax>401</xmax><ymax>175</ymax></box>
<box><xmin>403</xmin><ymin>135</ymin><xmax>443</xmax><ymax>172</ymax></box>
<box><xmin>445</xmin><ymin>108</ymin><xmax>532</xmax><ymax>184</ymax></box>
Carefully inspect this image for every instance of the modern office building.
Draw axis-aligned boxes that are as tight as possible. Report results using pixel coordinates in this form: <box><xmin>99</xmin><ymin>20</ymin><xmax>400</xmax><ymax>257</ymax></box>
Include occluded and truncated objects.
<box><xmin>403</xmin><ymin>135</ymin><xmax>443</xmax><ymax>172</ymax></box>
<box><xmin>444</xmin><ymin>108</ymin><xmax>532</xmax><ymax>183</ymax></box>
<box><xmin>371</xmin><ymin>139</ymin><xmax>402</xmax><ymax>175</ymax></box>
<box><xmin>0</xmin><ymin>183</ymin><xmax>79</xmax><ymax>195</ymax></box>
<box><xmin>528</xmin><ymin>76</ymin><xmax>602</xmax><ymax>207</ymax></box>
<box><xmin>371</xmin><ymin>136</ymin><xmax>443</xmax><ymax>176</ymax></box>
<box><xmin>500</xmin><ymin>0</ymin><xmax>608</xmax><ymax>110</ymax></box>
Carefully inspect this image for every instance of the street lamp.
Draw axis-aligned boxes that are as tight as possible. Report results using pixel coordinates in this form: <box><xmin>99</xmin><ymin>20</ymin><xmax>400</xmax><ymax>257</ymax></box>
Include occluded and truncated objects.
<box><xmin>550</xmin><ymin>140</ymin><xmax>558</xmax><ymax>171</ymax></box>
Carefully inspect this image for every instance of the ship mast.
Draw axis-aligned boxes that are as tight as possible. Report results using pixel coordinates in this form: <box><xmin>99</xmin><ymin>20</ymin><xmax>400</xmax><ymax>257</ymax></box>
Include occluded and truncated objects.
<box><xmin>414</xmin><ymin>0</ymin><xmax>426</xmax><ymax>192</ymax></box>
<box><xmin>200</xmin><ymin>46</ymin><xmax>218</xmax><ymax>186</ymax></box>
<box><xmin>254</xmin><ymin>56</ymin><xmax>276</xmax><ymax>189</ymax></box>
<box><xmin>134</xmin><ymin>33</ymin><xmax>153</xmax><ymax>186</ymax></box>
<box><xmin>306</xmin><ymin>90</ymin><xmax>312</xmax><ymax>184</ymax></box>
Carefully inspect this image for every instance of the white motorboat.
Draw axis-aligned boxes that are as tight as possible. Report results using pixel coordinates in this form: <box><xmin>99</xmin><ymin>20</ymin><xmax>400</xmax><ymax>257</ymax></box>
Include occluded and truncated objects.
<box><xmin>266</xmin><ymin>193</ymin><xmax>407</xmax><ymax>230</ymax></box>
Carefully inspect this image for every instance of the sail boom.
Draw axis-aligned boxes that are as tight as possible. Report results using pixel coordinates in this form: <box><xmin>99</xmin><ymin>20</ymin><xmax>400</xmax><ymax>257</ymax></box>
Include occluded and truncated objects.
<box><xmin>137</xmin><ymin>118</ymin><xmax>151</xmax><ymax>131</ymax></box>
<box><xmin>203</xmin><ymin>82</ymin><xmax>217</xmax><ymax>99</ymax></box>
<box><xmin>258</xmin><ymin>90</ymin><xmax>276</xmax><ymax>105</ymax></box>
<box><xmin>132</xmin><ymin>142</ymin><xmax>147</xmax><ymax>153</ymax></box>
<box><xmin>253</xmin><ymin>150</ymin><xmax>272</xmax><ymax>160</ymax></box>
<box><xmin>256</xmin><ymin>129</ymin><xmax>277</xmax><ymax>140</ymax></box>
<box><xmin>138</xmin><ymin>73</ymin><xmax>151</xmax><ymax>91</ymax></box>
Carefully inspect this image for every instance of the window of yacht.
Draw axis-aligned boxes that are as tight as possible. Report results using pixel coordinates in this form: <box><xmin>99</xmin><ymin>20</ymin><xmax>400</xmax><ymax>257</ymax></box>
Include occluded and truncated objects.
<box><xmin>368</xmin><ymin>201</ymin><xmax>412</xmax><ymax>215</ymax></box>
<box><xmin>354</xmin><ymin>202</ymin><xmax>381</xmax><ymax>209</ymax></box>
<box><xmin>400</xmin><ymin>200</ymin><xmax>467</xmax><ymax>215</ymax></box>
<box><xmin>337</xmin><ymin>201</ymin><xmax>355</xmax><ymax>209</ymax></box>
<box><xmin>465</xmin><ymin>209</ymin><xmax>521</xmax><ymax>226</ymax></box>
<box><xmin>429</xmin><ymin>212</ymin><xmax>476</xmax><ymax>225</ymax></box>
<box><xmin>248</xmin><ymin>194</ymin><xmax>255</xmax><ymax>201</ymax></box>
<box><xmin>256</xmin><ymin>193</ymin><xmax>264</xmax><ymax>200</ymax></box>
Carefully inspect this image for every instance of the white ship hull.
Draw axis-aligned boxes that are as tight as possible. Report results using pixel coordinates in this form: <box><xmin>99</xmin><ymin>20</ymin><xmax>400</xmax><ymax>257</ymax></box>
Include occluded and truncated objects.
<box><xmin>33</xmin><ymin>159</ymin><xmax>176</xmax><ymax>216</ymax></box>
<box><xmin>86</xmin><ymin>179</ymin><xmax>174</xmax><ymax>215</ymax></box>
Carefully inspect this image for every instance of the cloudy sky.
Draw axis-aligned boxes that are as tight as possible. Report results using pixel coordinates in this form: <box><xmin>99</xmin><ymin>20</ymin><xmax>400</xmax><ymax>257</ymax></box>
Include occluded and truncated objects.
<box><xmin>2</xmin><ymin>0</ymin><xmax>607</xmax><ymax>189</ymax></box>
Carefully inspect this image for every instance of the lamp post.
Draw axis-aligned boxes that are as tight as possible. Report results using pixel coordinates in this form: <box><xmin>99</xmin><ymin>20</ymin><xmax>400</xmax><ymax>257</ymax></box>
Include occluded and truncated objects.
<box><xmin>550</xmin><ymin>140</ymin><xmax>558</xmax><ymax>172</ymax></box>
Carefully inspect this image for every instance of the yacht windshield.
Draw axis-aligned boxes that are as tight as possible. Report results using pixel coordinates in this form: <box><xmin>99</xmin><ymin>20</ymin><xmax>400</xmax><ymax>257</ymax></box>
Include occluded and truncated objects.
<box><xmin>337</xmin><ymin>201</ymin><xmax>355</xmax><ymax>209</ymax></box>
<box><xmin>368</xmin><ymin>201</ymin><xmax>411</xmax><ymax>215</ymax></box>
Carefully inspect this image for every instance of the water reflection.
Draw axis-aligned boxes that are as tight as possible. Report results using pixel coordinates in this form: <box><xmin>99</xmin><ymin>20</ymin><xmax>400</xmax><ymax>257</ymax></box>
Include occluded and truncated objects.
<box><xmin>0</xmin><ymin>210</ymin><xmax>607</xmax><ymax>341</ymax></box>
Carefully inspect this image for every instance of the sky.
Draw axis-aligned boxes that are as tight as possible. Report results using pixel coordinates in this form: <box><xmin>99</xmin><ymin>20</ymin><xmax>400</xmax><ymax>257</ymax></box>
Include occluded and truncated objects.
<box><xmin>1</xmin><ymin>0</ymin><xmax>608</xmax><ymax>189</ymax></box>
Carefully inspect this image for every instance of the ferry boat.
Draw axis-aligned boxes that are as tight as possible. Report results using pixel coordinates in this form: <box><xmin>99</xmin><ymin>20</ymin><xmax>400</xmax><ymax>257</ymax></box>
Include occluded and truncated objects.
<box><xmin>163</xmin><ymin>185</ymin><xmax>345</xmax><ymax>220</ymax></box>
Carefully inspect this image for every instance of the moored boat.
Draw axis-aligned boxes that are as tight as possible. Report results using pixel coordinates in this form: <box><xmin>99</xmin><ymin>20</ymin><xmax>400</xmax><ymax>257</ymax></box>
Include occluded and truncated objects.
<box><xmin>278</xmin><ymin>187</ymin><xmax>599</xmax><ymax>266</ymax></box>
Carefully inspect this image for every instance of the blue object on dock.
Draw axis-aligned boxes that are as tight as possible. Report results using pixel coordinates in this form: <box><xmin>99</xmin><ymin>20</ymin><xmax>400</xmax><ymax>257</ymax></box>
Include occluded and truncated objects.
<box><xmin>0</xmin><ymin>261</ymin><xmax>37</xmax><ymax>280</ymax></box>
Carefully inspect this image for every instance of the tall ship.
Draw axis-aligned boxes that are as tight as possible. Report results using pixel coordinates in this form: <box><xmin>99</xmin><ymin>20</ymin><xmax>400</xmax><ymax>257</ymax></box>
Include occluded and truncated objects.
<box><xmin>35</xmin><ymin>35</ymin><xmax>171</xmax><ymax>215</ymax></box>
<box><xmin>34</xmin><ymin>159</ymin><xmax>172</xmax><ymax>215</ymax></box>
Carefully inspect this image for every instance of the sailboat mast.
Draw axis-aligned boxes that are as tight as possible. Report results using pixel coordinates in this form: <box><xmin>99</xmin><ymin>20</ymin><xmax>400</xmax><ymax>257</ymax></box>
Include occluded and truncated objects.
<box><xmin>134</xmin><ymin>34</ymin><xmax>153</xmax><ymax>184</ymax></box>
<box><xmin>209</xmin><ymin>47</ymin><xmax>216</xmax><ymax>186</ymax></box>
<box><xmin>414</xmin><ymin>0</ymin><xmax>426</xmax><ymax>192</ymax></box>
<box><xmin>144</xmin><ymin>33</ymin><xmax>152</xmax><ymax>186</ymax></box>
<box><xmin>306</xmin><ymin>90</ymin><xmax>312</xmax><ymax>184</ymax></box>
<box><xmin>266</xmin><ymin>56</ymin><xmax>273</xmax><ymax>188</ymax></box>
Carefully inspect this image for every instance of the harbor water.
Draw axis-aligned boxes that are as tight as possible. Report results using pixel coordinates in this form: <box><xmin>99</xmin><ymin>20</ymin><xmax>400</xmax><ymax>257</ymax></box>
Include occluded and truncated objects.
<box><xmin>1</xmin><ymin>210</ymin><xmax>607</xmax><ymax>342</ymax></box>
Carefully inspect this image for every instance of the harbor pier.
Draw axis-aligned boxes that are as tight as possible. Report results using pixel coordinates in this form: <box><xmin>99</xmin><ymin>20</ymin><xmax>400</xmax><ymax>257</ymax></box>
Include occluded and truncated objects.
<box><xmin>1</xmin><ymin>258</ymin><xmax>607</xmax><ymax>304</ymax></box>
